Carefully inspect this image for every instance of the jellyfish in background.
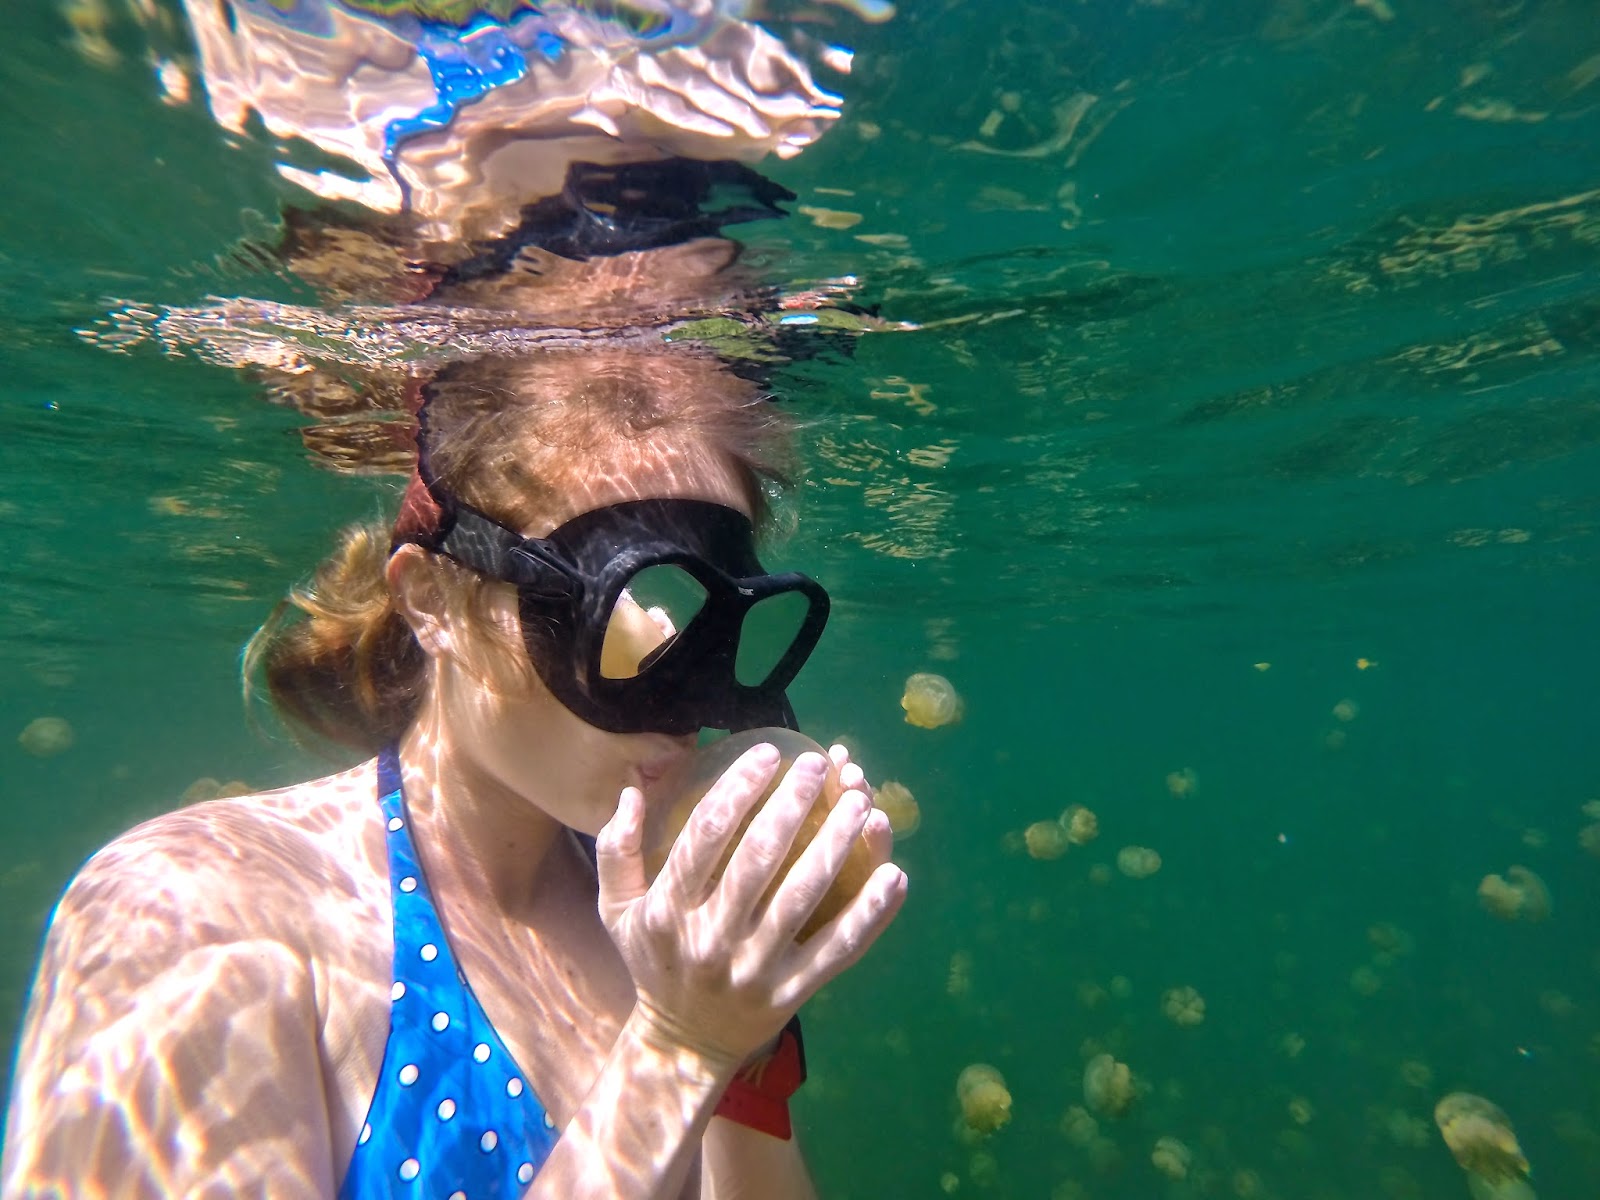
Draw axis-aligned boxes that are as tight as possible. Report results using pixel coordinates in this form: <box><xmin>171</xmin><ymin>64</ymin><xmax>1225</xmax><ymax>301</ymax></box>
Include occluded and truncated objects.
<box><xmin>1116</xmin><ymin>845</ymin><xmax>1162</xmax><ymax>879</ymax></box>
<box><xmin>18</xmin><ymin>717</ymin><xmax>74</xmax><ymax>757</ymax></box>
<box><xmin>1332</xmin><ymin>698</ymin><xmax>1361</xmax><ymax>722</ymax></box>
<box><xmin>1059</xmin><ymin>1105</ymin><xmax>1099</xmax><ymax>1147</ymax></box>
<box><xmin>1583</xmin><ymin>798</ymin><xmax>1600</xmax><ymax>821</ymax></box>
<box><xmin>1061</xmin><ymin>804</ymin><xmax>1099</xmax><ymax>845</ymax></box>
<box><xmin>1288</xmin><ymin>1096</ymin><xmax>1315</xmax><ymax>1125</ymax></box>
<box><xmin>1151</xmin><ymin>1136</ymin><xmax>1192</xmax><ymax>1181</ymax></box>
<box><xmin>1025</xmin><ymin>820</ymin><xmax>1070</xmax><ymax>860</ymax></box>
<box><xmin>875</xmin><ymin>780</ymin><xmax>921</xmax><ymax>839</ymax></box>
<box><xmin>1082</xmin><ymin>1053</ymin><xmax>1135</xmax><ymax>1118</ymax></box>
<box><xmin>1435</xmin><ymin>1093</ymin><xmax>1535</xmax><ymax>1198</ymax></box>
<box><xmin>1161</xmin><ymin>985</ymin><xmax>1206</xmax><ymax>1027</ymax></box>
<box><xmin>1165</xmin><ymin>768</ymin><xmax>1198</xmax><ymax>798</ymax></box>
<box><xmin>901</xmin><ymin>672</ymin><xmax>964</xmax><ymax>728</ymax></box>
<box><xmin>1477</xmin><ymin>865</ymin><xmax>1551</xmax><ymax>922</ymax></box>
<box><xmin>956</xmin><ymin>1064</ymin><xmax>1012</xmax><ymax>1135</ymax></box>
<box><xmin>1580</xmin><ymin>823</ymin><xmax>1600</xmax><ymax>858</ymax></box>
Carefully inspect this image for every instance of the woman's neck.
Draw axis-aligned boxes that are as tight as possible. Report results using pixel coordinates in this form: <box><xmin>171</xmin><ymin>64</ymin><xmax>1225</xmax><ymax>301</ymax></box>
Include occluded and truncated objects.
<box><xmin>396</xmin><ymin>709</ymin><xmax>569</xmax><ymax>925</ymax></box>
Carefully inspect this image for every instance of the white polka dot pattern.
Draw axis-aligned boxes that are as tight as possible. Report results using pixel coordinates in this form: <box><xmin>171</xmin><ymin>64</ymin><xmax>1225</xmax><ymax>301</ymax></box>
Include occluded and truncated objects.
<box><xmin>341</xmin><ymin>750</ymin><xmax>558</xmax><ymax>1200</ymax></box>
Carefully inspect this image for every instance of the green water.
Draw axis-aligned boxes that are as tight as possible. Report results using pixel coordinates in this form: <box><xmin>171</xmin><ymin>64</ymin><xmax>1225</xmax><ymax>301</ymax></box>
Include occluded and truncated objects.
<box><xmin>4</xmin><ymin>1</ymin><xmax>1599</xmax><ymax>1196</ymax></box>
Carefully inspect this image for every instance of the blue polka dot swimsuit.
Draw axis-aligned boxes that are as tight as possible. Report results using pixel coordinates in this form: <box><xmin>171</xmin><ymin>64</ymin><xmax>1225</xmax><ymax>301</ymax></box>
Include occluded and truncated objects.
<box><xmin>340</xmin><ymin>748</ymin><xmax>560</xmax><ymax>1199</ymax></box>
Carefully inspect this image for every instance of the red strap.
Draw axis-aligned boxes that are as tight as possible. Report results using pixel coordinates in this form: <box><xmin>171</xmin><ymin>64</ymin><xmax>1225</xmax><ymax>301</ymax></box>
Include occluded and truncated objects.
<box><xmin>713</xmin><ymin>1021</ymin><xmax>805</xmax><ymax>1140</ymax></box>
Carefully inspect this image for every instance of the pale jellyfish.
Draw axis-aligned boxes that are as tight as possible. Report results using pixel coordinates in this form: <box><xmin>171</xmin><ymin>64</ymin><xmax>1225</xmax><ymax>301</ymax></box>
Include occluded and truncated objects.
<box><xmin>1059</xmin><ymin>1105</ymin><xmax>1099</xmax><ymax>1147</ymax></box>
<box><xmin>1087</xmin><ymin>862</ymin><xmax>1114</xmax><ymax>886</ymax></box>
<box><xmin>1350</xmin><ymin>964</ymin><xmax>1382</xmax><ymax>996</ymax></box>
<box><xmin>1060</xmin><ymin>804</ymin><xmax>1098</xmax><ymax>845</ymax></box>
<box><xmin>1165</xmin><ymin>768</ymin><xmax>1197</xmax><ymax>798</ymax></box>
<box><xmin>1151</xmin><ymin>1136</ymin><xmax>1192</xmax><ymax>1181</ymax></box>
<box><xmin>1333</xmin><ymin>698</ymin><xmax>1360</xmax><ymax>722</ymax></box>
<box><xmin>1398</xmin><ymin>1059</ymin><xmax>1433</xmax><ymax>1089</ymax></box>
<box><xmin>875</xmin><ymin>780</ymin><xmax>921</xmax><ymax>839</ymax></box>
<box><xmin>18</xmin><ymin>716</ymin><xmax>73</xmax><ymax>757</ymax></box>
<box><xmin>1579</xmin><ymin>823</ymin><xmax>1600</xmax><ymax>858</ymax></box>
<box><xmin>956</xmin><ymin>1063</ymin><xmax>1012</xmax><ymax>1135</ymax></box>
<box><xmin>1288</xmin><ymin>1096</ymin><xmax>1315</xmax><ymax>1125</ymax></box>
<box><xmin>1161</xmin><ymin>985</ymin><xmax>1206</xmax><ymax>1027</ymax></box>
<box><xmin>901</xmin><ymin>672</ymin><xmax>964</xmax><ymax>729</ymax></box>
<box><xmin>1116</xmin><ymin>845</ymin><xmax>1162</xmax><ymax>879</ymax></box>
<box><xmin>1477</xmin><ymin>865</ymin><xmax>1551</xmax><ymax>922</ymax></box>
<box><xmin>1025</xmin><ymin>820</ymin><xmax>1070</xmax><ymax>860</ymax></box>
<box><xmin>1435</xmin><ymin>1093</ymin><xmax>1533</xmax><ymax>1195</ymax></box>
<box><xmin>1583</xmin><ymin>798</ymin><xmax>1600</xmax><ymax>820</ymax></box>
<box><xmin>1082</xmin><ymin>1052</ymin><xmax>1135</xmax><ymax>1118</ymax></box>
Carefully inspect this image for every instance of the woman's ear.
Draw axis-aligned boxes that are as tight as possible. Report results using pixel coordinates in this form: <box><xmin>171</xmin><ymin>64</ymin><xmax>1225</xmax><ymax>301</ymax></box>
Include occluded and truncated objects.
<box><xmin>387</xmin><ymin>544</ymin><xmax>454</xmax><ymax>659</ymax></box>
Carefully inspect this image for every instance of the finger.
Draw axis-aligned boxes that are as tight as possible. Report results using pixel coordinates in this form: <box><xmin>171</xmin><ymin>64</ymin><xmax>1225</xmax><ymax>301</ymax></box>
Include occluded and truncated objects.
<box><xmin>828</xmin><ymin>743</ymin><xmax>850</xmax><ymax>771</ymax></box>
<box><xmin>596</xmin><ymin>787</ymin><xmax>649</xmax><ymax>924</ymax></box>
<box><xmin>776</xmin><ymin>862</ymin><xmax>908</xmax><ymax>1011</ymax></box>
<box><xmin>646</xmin><ymin>604</ymin><xmax>677</xmax><ymax>638</ymax></box>
<box><xmin>838</xmin><ymin>760</ymin><xmax>870</xmax><ymax>799</ymax></box>
<box><xmin>754</xmin><ymin>784</ymin><xmax>871</xmax><ymax>950</ymax></box>
<box><xmin>658</xmin><ymin>743</ymin><xmax>781</xmax><ymax>906</ymax></box>
<box><xmin>716</xmin><ymin>752</ymin><xmax>828</xmax><ymax>921</ymax></box>
<box><xmin>861</xmin><ymin>806</ymin><xmax>894</xmax><ymax>866</ymax></box>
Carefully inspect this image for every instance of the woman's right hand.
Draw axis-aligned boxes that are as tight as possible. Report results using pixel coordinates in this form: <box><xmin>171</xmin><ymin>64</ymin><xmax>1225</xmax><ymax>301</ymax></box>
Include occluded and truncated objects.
<box><xmin>594</xmin><ymin>743</ymin><xmax>907</xmax><ymax>1068</ymax></box>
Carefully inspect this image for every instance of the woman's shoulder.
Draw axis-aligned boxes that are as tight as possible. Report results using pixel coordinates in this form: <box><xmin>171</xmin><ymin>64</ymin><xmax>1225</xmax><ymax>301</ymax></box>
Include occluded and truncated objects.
<box><xmin>62</xmin><ymin>758</ymin><xmax>384</xmax><ymax>957</ymax></box>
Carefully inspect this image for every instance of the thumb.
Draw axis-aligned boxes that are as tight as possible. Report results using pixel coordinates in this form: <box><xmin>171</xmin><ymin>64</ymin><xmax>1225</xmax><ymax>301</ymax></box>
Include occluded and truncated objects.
<box><xmin>596</xmin><ymin>786</ymin><xmax>650</xmax><ymax>924</ymax></box>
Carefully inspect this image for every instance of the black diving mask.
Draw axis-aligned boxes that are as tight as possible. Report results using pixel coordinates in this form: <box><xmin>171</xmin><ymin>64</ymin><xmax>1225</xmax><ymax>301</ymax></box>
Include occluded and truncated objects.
<box><xmin>428</xmin><ymin>496</ymin><xmax>829</xmax><ymax>736</ymax></box>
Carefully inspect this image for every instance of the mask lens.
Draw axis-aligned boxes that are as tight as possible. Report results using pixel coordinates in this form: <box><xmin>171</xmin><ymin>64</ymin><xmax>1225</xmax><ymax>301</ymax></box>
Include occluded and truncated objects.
<box><xmin>600</xmin><ymin>564</ymin><xmax>707</xmax><ymax>680</ymax></box>
<box><xmin>735</xmin><ymin>590</ymin><xmax>812</xmax><ymax>686</ymax></box>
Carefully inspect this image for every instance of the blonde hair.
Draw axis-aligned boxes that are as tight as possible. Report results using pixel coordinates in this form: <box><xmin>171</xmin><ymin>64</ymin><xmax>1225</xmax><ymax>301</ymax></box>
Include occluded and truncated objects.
<box><xmin>247</xmin><ymin>350</ymin><xmax>797</xmax><ymax>753</ymax></box>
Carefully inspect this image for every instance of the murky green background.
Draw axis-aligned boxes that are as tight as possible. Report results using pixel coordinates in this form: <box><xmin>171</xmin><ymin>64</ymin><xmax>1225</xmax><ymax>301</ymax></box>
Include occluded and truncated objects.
<box><xmin>4</xmin><ymin>1</ymin><xmax>1599</xmax><ymax>1196</ymax></box>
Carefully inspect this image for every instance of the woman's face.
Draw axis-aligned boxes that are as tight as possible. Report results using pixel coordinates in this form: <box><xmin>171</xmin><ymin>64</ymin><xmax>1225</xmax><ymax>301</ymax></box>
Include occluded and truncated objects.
<box><xmin>439</xmin><ymin>440</ymin><xmax>753</xmax><ymax>835</ymax></box>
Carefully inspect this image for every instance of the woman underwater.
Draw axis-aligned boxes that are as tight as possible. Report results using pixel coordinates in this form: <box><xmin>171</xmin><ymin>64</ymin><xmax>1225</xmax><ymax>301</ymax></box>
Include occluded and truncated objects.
<box><xmin>1</xmin><ymin>348</ymin><xmax>908</xmax><ymax>1197</ymax></box>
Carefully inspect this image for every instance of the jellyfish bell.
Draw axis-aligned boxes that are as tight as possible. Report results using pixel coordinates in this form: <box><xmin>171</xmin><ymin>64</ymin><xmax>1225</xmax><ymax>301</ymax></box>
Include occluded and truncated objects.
<box><xmin>1151</xmin><ymin>1136</ymin><xmax>1191</xmax><ymax>1181</ymax></box>
<box><xmin>956</xmin><ymin>1063</ymin><xmax>1012</xmax><ymax>1135</ymax></box>
<box><xmin>1025</xmin><ymin>820</ymin><xmax>1070</xmax><ymax>860</ymax></box>
<box><xmin>1434</xmin><ymin>1093</ymin><xmax>1531</xmax><ymax>1184</ymax></box>
<box><xmin>1162</xmin><ymin>985</ymin><xmax>1206</xmax><ymax>1027</ymax></box>
<box><xmin>1580</xmin><ymin>823</ymin><xmax>1600</xmax><ymax>858</ymax></box>
<box><xmin>642</xmin><ymin>727</ymin><xmax>875</xmax><ymax>942</ymax></box>
<box><xmin>18</xmin><ymin>716</ymin><xmax>74</xmax><ymax>758</ymax></box>
<box><xmin>901</xmin><ymin>672</ymin><xmax>964</xmax><ymax>729</ymax></box>
<box><xmin>875</xmin><ymin>779</ymin><xmax>921</xmax><ymax>839</ymax></box>
<box><xmin>1116</xmin><ymin>845</ymin><xmax>1162</xmax><ymax>879</ymax></box>
<box><xmin>1477</xmin><ymin>865</ymin><xmax>1551</xmax><ymax>922</ymax></box>
<box><xmin>1061</xmin><ymin>804</ymin><xmax>1099</xmax><ymax>845</ymax></box>
<box><xmin>1060</xmin><ymin>1105</ymin><xmax>1099</xmax><ymax>1147</ymax></box>
<box><xmin>1082</xmin><ymin>1052</ymin><xmax>1135</xmax><ymax>1118</ymax></box>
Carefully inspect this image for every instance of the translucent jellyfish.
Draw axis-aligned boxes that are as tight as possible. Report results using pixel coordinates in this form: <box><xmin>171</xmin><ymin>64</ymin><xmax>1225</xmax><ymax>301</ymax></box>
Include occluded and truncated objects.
<box><xmin>1583</xmin><ymin>799</ymin><xmax>1600</xmax><ymax>821</ymax></box>
<box><xmin>1161</xmin><ymin>985</ymin><xmax>1206</xmax><ymax>1027</ymax></box>
<box><xmin>956</xmin><ymin>1064</ymin><xmax>1012</xmax><ymax>1135</ymax></box>
<box><xmin>1116</xmin><ymin>845</ymin><xmax>1162</xmax><ymax>879</ymax></box>
<box><xmin>875</xmin><ymin>780</ymin><xmax>921</xmax><ymax>839</ymax></box>
<box><xmin>901</xmin><ymin>672</ymin><xmax>964</xmax><ymax>729</ymax></box>
<box><xmin>1278</xmin><ymin>1031</ymin><xmax>1306</xmax><ymax>1059</ymax></box>
<box><xmin>947</xmin><ymin>952</ymin><xmax>973</xmax><ymax>998</ymax></box>
<box><xmin>1398</xmin><ymin>1059</ymin><xmax>1433</xmax><ymax>1089</ymax></box>
<box><xmin>1386</xmin><ymin>1110</ymin><xmax>1432</xmax><ymax>1148</ymax></box>
<box><xmin>1059</xmin><ymin>1105</ymin><xmax>1099</xmax><ymax>1147</ymax></box>
<box><xmin>1025</xmin><ymin>820</ymin><xmax>1070</xmax><ymax>860</ymax></box>
<box><xmin>1333</xmin><ymin>698</ymin><xmax>1360</xmax><ymax>722</ymax></box>
<box><xmin>1060</xmin><ymin>804</ymin><xmax>1098</xmax><ymax>845</ymax></box>
<box><xmin>1580</xmin><ymin>823</ymin><xmax>1600</xmax><ymax>858</ymax></box>
<box><xmin>1087</xmin><ymin>863</ymin><xmax>1113</xmax><ymax>886</ymax></box>
<box><xmin>1165</xmin><ymin>768</ymin><xmax>1198</xmax><ymax>798</ymax></box>
<box><xmin>1082</xmin><ymin>1053</ymin><xmax>1135</xmax><ymax>1118</ymax></box>
<box><xmin>1109</xmin><ymin>975</ymin><xmax>1132</xmax><ymax>1000</ymax></box>
<box><xmin>1086</xmin><ymin>1137</ymin><xmax>1122</xmax><ymax>1174</ymax></box>
<box><xmin>1477</xmin><ymin>865</ymin><xmax>1551</xmax><ymax>922</ymax></box>
<box><xmin>1350</xmin><ymin>964</ymin><xmax>1383</xmax><ymax>996</ymax></box>
<box><xmin>1151</xmin><ymin>1136</ymin><xmax>1191</xmax><ymax>1181</ymax></box>
<box><xmin>18</xmin><ymin>716</ymin><xmax>74</xmax><ymax>758</ymax></box>
<box><xmin>968</xmin><ymin>1150</ymin><xmax>999</xmax><ymax>1188</ymax></box>
<box><xmin>1288</xmin><ymin>1096</ymin><xmax>1315</xmax><ymax>1125</ymax></box>
<box><xmin>641</xmin><ymin>727</ymin><xmax>874</xmax><ymax>942</ymax></box>
<box><xmin>1434</xmin><ymin>1093</ymin><xmax>1531</xmax><ymax>1185</ymax></box>
<box><xmin>939</xmin><ymin>1171</ymin><xmax>959</xmax><ymax>1195</ymax></box>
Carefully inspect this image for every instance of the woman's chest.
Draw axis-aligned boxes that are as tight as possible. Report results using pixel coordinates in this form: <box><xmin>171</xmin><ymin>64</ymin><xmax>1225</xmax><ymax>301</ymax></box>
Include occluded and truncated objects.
<box><xmin>314</xmin><ymin>834</ymin><xmax>635</xmax><ymax>1162</ymax></box>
